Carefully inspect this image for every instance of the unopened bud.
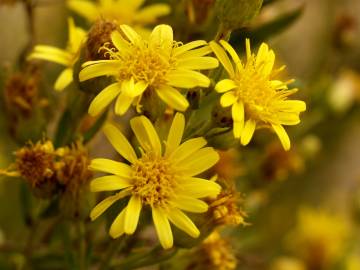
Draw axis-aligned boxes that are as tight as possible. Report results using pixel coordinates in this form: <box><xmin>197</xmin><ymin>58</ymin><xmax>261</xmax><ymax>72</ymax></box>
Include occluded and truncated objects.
<box><xmin>215</xmin><ymin>0</ymin><xmax>263</xmax><ymax>30</ymax></box>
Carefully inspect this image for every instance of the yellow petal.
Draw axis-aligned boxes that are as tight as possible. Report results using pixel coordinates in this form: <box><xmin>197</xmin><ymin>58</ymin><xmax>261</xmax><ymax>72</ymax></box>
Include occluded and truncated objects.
<box><xmin>165</xmin><ymin>113</ymin><xmax>185</xmax><ymax>156</ymax></box>
<box><xmin>79</xmin><ymin>61</ymin><xmax>120</xmax><ymax>81</ymax></box>
<box><xmin>180</xmin><ymin>46</ymin><xmax>212</xmax><ymax>58</ymax></box>
<box><xmin>90</xmin><ymin>175</ymin><xmax>132</xmax><ymax>192</ymax></box>
<box><xmin>103</xmin><ymin>123</ymin><xmax>137</xmax><ymax>163</ymax></box>
<box><xmin>115</xmin><ymin>92</ymin><xmax>134</xmax><ymax>116</ymax></box>
<box><xmin>245</xmin><ymin>39</ymin><xmax>251</xmax><ymax>60</ymax></box>
<box><xmin>54</xmin><ymin>68</ymin><xmax>73</xmax><ymax>91</ymax></box>
<box><xmin>181</xmin><ymin>177</ymin><xmax>221</xmax><ymax>198</ymax></box>
<box><xmin>130</xmin><ymin>116</ymin><xmax>162</xmax><ymax>154</ymax></box>
<box><xmin>111</xmin><ymin>30</ymin><xmax>131</xmax><ymax>52</ymax></box>
<box><xmin>89</xmin><ymin>158</ymin><xmax>132</xmax><ymax>178</ymax></box>
<box><xmin>68</xmin><ymin>17</ymin><xmax>86</xmax><ymax>52</ymax></box>
<box><xmin>178</xmin><ymin>147</ymin><xmax>219</xmax><ymax>176</ymax></box>
<box><xmin>272</xmin><ymin>124</ymin><xmax>291</xmax><ymax>151</ymax></box>
<box><xmin>215</xmin><ymin>79</ymin><xmax>237</xmax><ymax>93</ymax></box>
<box><xmin>220</xmin><ymin>91</ymin><xmax>237</xmax><ymax>107</ymax></box>
<box><xmin>167</xmin><ymin>208</ymin><xmax>200</xmax><ymax>238</ymax></box>
<box><xmin>150</xmin><ymin>24</ymin><xmax>173</xmax><ymax>52</ymax></box>
<box><xmin>29</xmin><ymin>47</ymin><xmax>71</xmax><ymax>66</ymax></box>
<box><xmin>219</xmin><ymin>40</ymin><xmax>242</xmax><ymax>67</ymax></box>
<box><xmin>156</xmin><ymin>85</ymin><xmax>189</xmax><ymax>111</ymax></box>
<box><xmin>277</xmin><ymin>100</ymin><xmax>306</xmax><ymax>112</ymax></box>
<box><xmin>278</xmin><ymin>112</ymin><xmax>300</xmax><ymax>125</ymax></box>
<box><xmin>173</xmin><ymin>40</ymin><xmax>207</xmax><ymax>57</ymax></box>
<box><xmin>67</xmin><ymin>0</ymin><xmax>98</xmax><ymax>21</ymax></box>
<box><xmin>134</xmin><ymin>4</ymin><xmax>170</xmax><ymax>23</ymax></box>
<box><xmin>120</xmin><ymin>24</ymin><xmax>141</xmax><ymax>44</ymax></box>
<box><xmin>171</xmin><ymin>196</ymin><xmax>208</xmax><ymax>213</ymax></box>
<box><xmin>132</xmin><ymin>81</ymin><xmax>148</xmax><ymax>97</ymax></box>
<box><xmin>109</xmin><ymin>208</ymin><xmax>126</xmax><ymax>238</ymax></box>
<box><xmin>241</xmin><ymin>119</ymin><xmax>256</xmax><ymax>146</ymax></box>
<box><xmin>209</xmin><ymin>41</ymin><xmax>234</xmax><ymax>77</ymax></box>
<box><xmin>170</xmin><ymin>137</ymin><xmax>207</xmax><ymax>163</ymax></box>
<box><xmin>177</xmin><ymin>57</ymin><xmax>219</xmax><ymax>70</ymax></box>
<box><xmin>90</xmin><ymin>193</ymin><xmax>123</xmax><ymax>220</ymax></box>
<box><xmin>232</xmin><ymin>102</ymin><xmax>244</xmax><ymax>138</ymax></box>
<box><xmin>124</xmin><ymin>196</ymin><xmax>142</xmax><ymax>234</ymax></box>
<box><xmin>88</xmin><ymin>83</ymin><xmax>121</xmax><ymax>116</ymax></box>
<box><xmin>152</xmin><ymin>208</ymin><xmax>173</xmax><ymax>249</ymax></box>
<box><xmin>167</xmin><ymin>69</ymin><xmax>210</xmax><ymax>88</ymax></box>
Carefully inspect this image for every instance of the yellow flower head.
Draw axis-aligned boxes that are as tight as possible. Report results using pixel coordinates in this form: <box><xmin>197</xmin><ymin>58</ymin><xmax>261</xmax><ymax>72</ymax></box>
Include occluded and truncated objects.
<box><xmin>210</xmin><ymin>40</ymin><xmax>306</xmax><ymax>150</ymax></box>
<box><xmin>80</xmin><ymin>24</ymin><xmax>218</xmax><ymax>116</ymax></box>
<box><xmin>67</xmin><ymin>0</ymin><xmax>170</xmax><ymax>33</ymax></box>
<box><xmin>287</xmin><ymin>207</ymin><xmax>349</xmax><ymax>266</ymax></box>
<box><xmin>29</xmin><ymin>18</ymin><xmax>86</xmax><ymax>91</ymax></box>
<box><xmin>89</xmin><ymin>113</ymin><xmax>221</xmax><ymax>249</ymax></box>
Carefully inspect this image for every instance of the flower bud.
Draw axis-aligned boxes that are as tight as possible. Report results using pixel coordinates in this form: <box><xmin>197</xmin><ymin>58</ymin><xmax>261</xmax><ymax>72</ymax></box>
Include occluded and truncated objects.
<box><xmin>215</xmin><ymin>0</ymin><xmax>263</xmax><ymax>30</ymax></box>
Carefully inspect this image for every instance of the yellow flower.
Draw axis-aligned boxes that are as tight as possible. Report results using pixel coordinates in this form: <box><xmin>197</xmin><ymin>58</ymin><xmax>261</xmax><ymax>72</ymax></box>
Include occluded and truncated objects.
<box><xmin>210</xmin><ymin>39</ymin><xmax>306</xmax><ymax>150</ymax></box>
<box><xmin>287</xmin><ymin>207</ymin><xmax>349</xmax><ymax>267</ymax></box>
<box><xmin>89</xmin><ymin>113</ymin><xmax>221</xmax><ymax>249</ymax></box>
<box><xmin>28</xmin><ymin>18</ymin><xmax>86</xmax><ymax>91</ymax></box>
<box><xmin>79</xmin><ymin>24</ymin><xmax>218</xmax><ymax>116</ymax></box>
<box><xmin>67</xmin><ymin>0</ymin><xmax>170</xmax><ymax>34</ymax></box>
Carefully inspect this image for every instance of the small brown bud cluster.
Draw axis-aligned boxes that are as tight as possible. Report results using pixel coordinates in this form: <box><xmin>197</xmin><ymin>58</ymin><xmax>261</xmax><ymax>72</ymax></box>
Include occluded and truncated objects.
<box><xmin>14</xmin><ymin>140</ymin><xmax>92</xmax><ymax>198</ymax></box>
<box><xmin>4</xmin><ymin>64</ymin><xmax>41</xmax><ymax>117</ymax></box>
<box><xmin>207</xmin><ymin>187</ymin><xmax>247</xmax><ymax>226</ymax></box>
<box><xmin>187</xmin><ymin>231</ymin><xmax>237</xmax><ymax>270</ymax></box>
<box><xmin>86</xmin><ymin>19</ymin><xmax>118</xmax><ymax>61</ymax></box>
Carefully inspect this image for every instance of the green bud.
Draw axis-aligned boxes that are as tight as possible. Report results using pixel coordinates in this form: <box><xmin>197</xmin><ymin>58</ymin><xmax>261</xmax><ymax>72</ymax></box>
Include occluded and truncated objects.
<box><xmin>215</xmin><ymin>0</ymin><xmax>263</xmax><ymax>30</ymax></box>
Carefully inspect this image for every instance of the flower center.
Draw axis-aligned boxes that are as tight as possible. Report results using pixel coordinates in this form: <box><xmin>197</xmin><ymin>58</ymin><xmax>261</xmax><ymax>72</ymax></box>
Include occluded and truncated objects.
<box><xmin>103</xmin><ymin>42</ymin><xmax>176</xmax><ymax>88</ymax></box>
<box><xmin>233</xmin><ymin>58</ymin><xmax>279</xmax><ymax>123</ymax></box>
<box><xmin>131</xmin><ymin>153</ymin><xmax>176</xmax><ymax>207</ymax></box>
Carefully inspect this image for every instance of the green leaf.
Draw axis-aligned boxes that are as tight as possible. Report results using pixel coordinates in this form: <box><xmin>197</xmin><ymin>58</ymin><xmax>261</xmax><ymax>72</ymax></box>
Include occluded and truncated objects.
<box><xmin>83</xmin><ymin>110</ymin><xmax>108</xmax><ymax>144</ymax></box>
<box><xmin>230</xmin><ymin>5</ymin><xmax>304</xmax><ymax>46</ymax></box>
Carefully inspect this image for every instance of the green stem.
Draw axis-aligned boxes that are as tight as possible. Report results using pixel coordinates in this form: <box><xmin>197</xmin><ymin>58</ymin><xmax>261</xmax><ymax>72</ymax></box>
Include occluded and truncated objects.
<box><xmin>112</xmin><ymin>245</ymin><xmax>178</xmax><ymax>270</ymax></box>
<box><xmin>77</xmin><ymin>220</ymin><xmax>87</xmax><ymax>270</ymax></box>
<box><xmin>98</xmin><ymin>238</ymin><xmax>126</xmax><ymax>270</ymax></box>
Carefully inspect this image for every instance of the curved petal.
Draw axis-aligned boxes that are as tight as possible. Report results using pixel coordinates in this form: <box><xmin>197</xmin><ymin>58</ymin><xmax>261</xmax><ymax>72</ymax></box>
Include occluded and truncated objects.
<box><xmin>152</xmin><ymin>207</ymin><xmax>173</xmax><ymax>249</ymax></box>
<box><xmin>169</xmin><ymin>137</ymin><xmax>207</xmax><ymax>163</ymax></box>
<box><xmin>120</xmin><ymin>24</ymin><xmax>141</xmax><ymax>44</ymax></box>
<box><xmin>88</xmin><ymin>83</ymin><xmax>121</xmax><ymax>116</ymax></box>
<box><xmin>180</xmin><ymin>177</ymin><xmax>221</xmax><ymax>198</ymax></box>
<box><xmin>241</xmin><ymin>119</ymin><xmax>256</xmax><ymax>146</ymax></box>
<box><xmin>173</xmin><ymin>40</ymin><xmax>208</xmax><ymax>57</ymax></box>
<box><xmin>177</xmin><ymin>57</ymin><xmax>219</xmax><ymax>70</ymax></box>
<box><xmin>114</xmin><ymin>92</ymin><xmax>134</xmax><ymax>116</ymax></box>
<box><xmin>109</xmin><ymin>208</ymin><xmax>126</xmax><ymax>238</ymax></box>
<box><xmin>219</xmin><ymin>40</ymin><xmax>242</xmax><ymax>67</ymax></box>
<box><xmin>272</xmin><ymin>124</ymin><xmax>290</xmax><ymax>151</ymax></box>
<box><xmin>166</xmin><ymin>69</ymin><xmax>210</xmax><ymax>88</ymax></box>
<box><xmin>89</xmin><ymin>190</ymin><xmax>130</xmax><ymax>220</ymax></box>
<box><xmin>149</xmin><ymin>24</ymin><xmax>173</xmax><ymax>53</ymax></box>
<box><xmin>29</xmin><ymin>47</ymin><xmax>71</xmax><ymax>66</ymax></box>
<box><xmin>134</xmin><ymin>4</ymin><xmax>171</xmax><ymax>23</ymax></box>
<box><xmin>209</xmin><ymin>41</ymin><xmax>234</xmax><ymax>77</ymax></box>
<box><xmin>167</xmin><ymin>208</ymin><xmax>199</xmax><ymax>238</ymax></box>
<box><xmin>215</xmin><ymin>79</ymin><xmax>237</xmax><ymax>93</ymax></box>
<box><xmin>130</xmin><ymin>115</ymin><xmax>162</xmax><ymax>155</ymax></box>
<box><xmin>220</xmin><ymin>91</ymin><xmax>237</xmax><ymax>107</ymax></box>
<box><xmin>232</xmin><ymin>102</ymin><xmax>244</xmax><ymax>138</ymax></box>
<box><xmin>54</xmin><ymin>68</ymin><xmax>73</xmax><ymax>91</ymax></box>
<box><xmin>178</xmin><ymin>147</ymin><xmax>219</xmax><ymax>176</ymax></box>
<box><xmin>165</xmin><ymin>113</ymin><xmax>185</xmax><ymax>156</ymax></box>
<box><xmin>111</xmin><ymin>30</ymin><xmax>131</xmax><ymax>52</ymax></box>
<box><xmin>156</xmin><ymin>85</ymin><xmax>189</xmax><ymax>111</ymax></box>
<box><xmin>79</xmin><ymin>61</ymin><xmax>120</xmax><ymax>81</ymax></box>
<box><xmin>67</xmin><ymin>0</ymin><xmax>98</xmax><ymax>21</ymax></box>
<box><xmin>171</xmin><ymin>196</ymin><xmax>208</xmax><ymax>213</ymax></box>
<box><xmin>124</xmin><ymin>196</ymin><xmax>142</xmax><ymax>234</ymax></box>
<box><xmin>103</xmin><ymin>123</ymin><xmax>137</xmax><ymax>163</ymax></box>
<box><xmin>90</xmin><ymin>175</ymin><xmax>132</xmax><ymax>192</ymax></box>
<box><xmin>89</xmin><ymin>158</ymin><xmax>133</xmax><ymax>178</ymax></box>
